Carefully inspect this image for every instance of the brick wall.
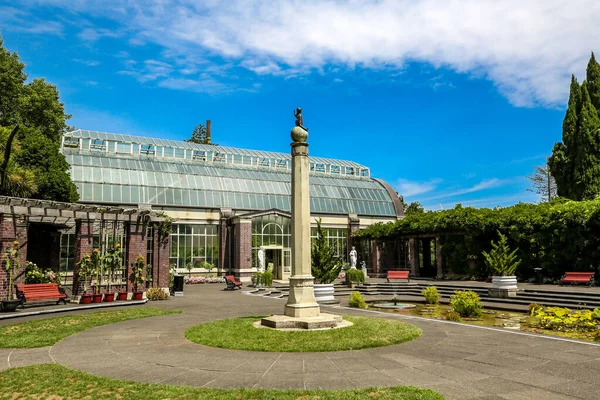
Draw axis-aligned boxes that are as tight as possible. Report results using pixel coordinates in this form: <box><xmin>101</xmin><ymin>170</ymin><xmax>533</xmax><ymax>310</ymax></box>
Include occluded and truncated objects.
<box><xmin>233</xmin><ymin>220</ymin><xmax>252</xmax><ymax>279</ymax></box>
<box><xmin>72</xmin><ymin>220</ymin><xmax>94</xmax><ymax>295</ymax></box>
<box><xmin>126</xmin><ymin>222</ymin><xmax>147</xmax><ymax>292</ymax></box>
<box><xmin>371</xmin><ymin>240</ymin><xmax>381</xmax><ymax>275</ymax></box>
<box><xmin>155</xmin><ymin>228</ymin><xmax>171</xmax><ymax>289</ymax></box>
<box><xmin>0</xmin><ymin>215</ymin><xmax>28</xmax><ymax>300</ymax></box>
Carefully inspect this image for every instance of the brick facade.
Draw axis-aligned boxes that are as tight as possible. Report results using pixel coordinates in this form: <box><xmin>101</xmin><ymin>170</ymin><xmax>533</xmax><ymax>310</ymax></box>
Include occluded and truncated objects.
<box><xmin>233</xmin><ymin>220</ymin><xmax>252</xmax><ymax>280</ymax></box>
<box><xmin>370</xmin><ymin>240</ymin><xmax>381</xmax><ymax>275</ymax></box>
<box><xmin>0</xmin><ymin>215</ymin><xmax>27</xmax><ymax>300</ymax></box>
<box><xmin>72</xmin><ymin>220</ymin><xmax>94</xmax><ymax>295</ymax></box>
<box><xmin>154</xmin><ymin>228</ymin><xmax>171</xmax><ymax>289</ymax></box>
<box><xmin>126</xmin><ymin>222</ymin><xmax>147</xmax><ymax>292</ymax></box>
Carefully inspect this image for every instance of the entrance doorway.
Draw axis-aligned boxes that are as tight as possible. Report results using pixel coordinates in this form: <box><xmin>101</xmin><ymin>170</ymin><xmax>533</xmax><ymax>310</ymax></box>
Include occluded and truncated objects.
<box><xmin>263</xmin><ymin>246</ymin><xmax>291</xmax><ymax>280</ymax></box>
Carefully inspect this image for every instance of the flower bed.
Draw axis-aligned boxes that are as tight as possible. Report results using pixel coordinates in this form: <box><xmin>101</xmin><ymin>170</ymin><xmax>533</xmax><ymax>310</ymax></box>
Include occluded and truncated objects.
<box><xmin>184</xmin><ymin>277</ymin><xmax>223</xmax><ymax>284</ymax></box>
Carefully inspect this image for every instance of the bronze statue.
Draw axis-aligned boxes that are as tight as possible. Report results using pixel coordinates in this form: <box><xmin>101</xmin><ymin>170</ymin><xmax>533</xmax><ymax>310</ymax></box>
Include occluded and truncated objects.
<box><xmin>294</xmin><ymin>107</ymin><xmax>308</xmax><ymax>131</ymax></box>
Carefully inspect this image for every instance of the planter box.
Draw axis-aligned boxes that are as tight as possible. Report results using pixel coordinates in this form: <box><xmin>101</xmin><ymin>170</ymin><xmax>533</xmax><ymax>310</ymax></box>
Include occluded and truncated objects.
<box><xmin>80</xmin><ymin>294</ymin><xmax>93</xmax><ymax>304</ymax></box>
<box><xmin>92</xmin><ymin>294</ymin><xmax>103</xmax><ymax>303</ymax></box>
<box><xmin>314</xmin><ymin>283</ymin><xmax>339</xmax><ymax>304</ymax></box>
<box><xmin>117</xmin><ymin>292</ymin><xmax>128</xmax><ymax>301</ymax></box>
<box><xmin>103</xmin><ymin>293</ymin><xmax>115</xmax><ymax>302</ymax></box>
<box><xmin>489</xmin><ymin>275</ymin><xmax>518</xmax><ymax>298</ymax></box>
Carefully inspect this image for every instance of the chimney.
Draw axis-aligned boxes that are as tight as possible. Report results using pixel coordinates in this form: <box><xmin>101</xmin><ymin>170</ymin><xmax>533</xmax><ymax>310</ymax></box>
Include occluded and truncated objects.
<box><xmin>206</xmin><ymin>120</ymin><xmax>211</xmax><ymax>144</ymax></box>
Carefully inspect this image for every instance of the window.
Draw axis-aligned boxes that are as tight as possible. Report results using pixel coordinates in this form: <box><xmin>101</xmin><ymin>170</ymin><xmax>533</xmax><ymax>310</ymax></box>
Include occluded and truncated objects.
<box><xmin>314</xmin><ymin>163</ymin><xmax>325</xmax><ymax>173</ymax></box>
<box><xmin>63</xmin><ymin>137</ymin><xmax>80</xmax><ymax>149</ymax></box>
<box><xmin>331</xmin><ymin>165</ymin><xmax>340</xmax><ymax>175</ymax></box>
<box><xmin>141</xmin><ymin>144</ymin><xmax>155</xmax><ymax>156</ymax></box>
<box><xmin>90</xmin><ymin>139</ymin><xmax>106</xmax><ymax>152</ymax></box>
<box><xmin>193</xmin><ymin>150</ymin><xmax>206</xmax><ymax>161</ymax></box>
<box><xmin>258</xmin><ymin>157</ymin><xmax>270</xmax><ymax>167</ymax></box>
<box><xmin>346</xmin><ymin>167</ymin><xmax>355</xmax><ymax>176</ymax></box>
<box><xmin>213</xmin><ymin>152</ymin><xmax>226</xmax><ymax>163</ymax></box>
<box><xmin>174</xmin><ymin>148</ymin><xmax>185</xmax><ymax>159</ymax></box>
<box><xmin>360</xmin><ymin>168</ymin><xmax>369</xmax><ymax>177</ymax></box>
<box><xmin>169</xmin><ymin>224</ymin><xmax>219</xmax><ymax>270</ymax></box>
<box><xmin>276</xmin><ymin>159</ymin><xmax>288</xmax><ymax>169</ymax></box>
<box><xmin>116</xmin><ymin>142</ymin><xmax>131</xmax><ymax>153</ymax></box>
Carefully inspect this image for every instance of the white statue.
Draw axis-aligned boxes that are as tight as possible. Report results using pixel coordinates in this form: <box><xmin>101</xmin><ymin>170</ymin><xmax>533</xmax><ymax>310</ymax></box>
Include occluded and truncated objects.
<box><xmin>257</xmin><ymin>246</ymin><xmax>265</xmax><ymax>272</ymax></box>
<box><xmin>350</xmin><ymin>246</ymin><xmax>357</xmax><ymax>269</ymax></box>
<box><xmin>361</xmin><ymin>260</ymin><xmax>368</xmax><ymax>280</ymax></box>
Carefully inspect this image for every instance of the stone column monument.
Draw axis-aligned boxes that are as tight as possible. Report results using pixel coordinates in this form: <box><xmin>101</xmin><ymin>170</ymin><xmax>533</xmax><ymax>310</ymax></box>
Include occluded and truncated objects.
<box><xmin>260</xmin><ymin>109</ymin><xmax>342</xmax><ymax>329</ymax></box>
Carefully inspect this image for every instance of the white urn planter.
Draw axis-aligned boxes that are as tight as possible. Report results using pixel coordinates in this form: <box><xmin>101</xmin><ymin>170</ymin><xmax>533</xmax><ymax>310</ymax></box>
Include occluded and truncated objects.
<box><xmin>489</xmin><ymin>275</ymin><xmax>518</xmax><ymax>298</ymax></box>
<box><xmin>313</xmin><ymin>283</ymin><xmax>339</xmax><ymax>304</ymax></box>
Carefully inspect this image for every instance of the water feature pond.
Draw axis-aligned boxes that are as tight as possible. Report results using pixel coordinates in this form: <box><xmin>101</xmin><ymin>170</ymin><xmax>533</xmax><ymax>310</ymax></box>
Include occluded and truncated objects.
<box><xmin>369</xmin><ymin>302</ymin><xmax>600</xmax><ymax>342</ymax></box>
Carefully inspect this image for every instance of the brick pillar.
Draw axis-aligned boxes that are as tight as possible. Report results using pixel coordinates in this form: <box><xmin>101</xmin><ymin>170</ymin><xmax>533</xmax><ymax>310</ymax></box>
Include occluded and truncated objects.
<box><xmin>233</xmin><ymin>219</ymin><xmax>252</xmax><ymax>281</ymax></box>
<box><xmin>370</xmin><ymin>240</ymin><xmax>381</xmax><ymax>275</ymax></box>
<box><xmin>155</xmin><ymin>228</ymin><xmax>171</xmax><ymax>290</ymax></box>
<box><xmin>436</xmin><ymin>237</ymin><xmax>443</xmax><ymax>279</ymax></box>
<box><xmin>127</xmin><ymin>221</ymin><xmax>147</xmax><ymax>292</ymax></box>
<box><xmin>72</xmin><ymin>219</ymin><xmax>94</xmax><ymax>296</ymax></box>
<box><xmin>218</xmin><ymin>219</ymin><xmax>227</xmax><ymax>275</ymax></box>
<box><xmin>408</xmin><ymin>238</ymin><xmax>418</xmax><ymax>276</ymax></box>
<box><xmin>0</xmin><ymin>215</ymin><xmax>28</xmax><ymax>300</ymax></box>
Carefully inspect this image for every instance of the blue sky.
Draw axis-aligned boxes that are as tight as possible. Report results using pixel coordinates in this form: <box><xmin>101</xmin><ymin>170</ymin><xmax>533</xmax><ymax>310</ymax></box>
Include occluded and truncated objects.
<box><xmin>2</xmin><ymin>0</ymin><xmax>598</xmax><ymax>209</ymax></box>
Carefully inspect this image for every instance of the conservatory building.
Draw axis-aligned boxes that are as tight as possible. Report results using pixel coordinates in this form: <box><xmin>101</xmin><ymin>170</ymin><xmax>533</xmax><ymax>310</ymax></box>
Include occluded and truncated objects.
<box><xmin>59</xmin><ymin>129</ymin><xmax>403</xmax><ymax>281</ymax></box>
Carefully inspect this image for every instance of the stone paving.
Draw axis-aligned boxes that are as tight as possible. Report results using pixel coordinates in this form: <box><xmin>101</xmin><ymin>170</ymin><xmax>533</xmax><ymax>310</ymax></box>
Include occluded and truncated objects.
<box><xmin>2</xmin><ymin>283</ymin><xmax>600</xmax><ymax>399</ymax></box>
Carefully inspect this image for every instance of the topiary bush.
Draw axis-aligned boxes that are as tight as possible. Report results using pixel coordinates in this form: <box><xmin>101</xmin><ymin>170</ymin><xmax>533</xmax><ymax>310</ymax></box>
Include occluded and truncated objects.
<box><xmin>345</xmin><ymin>268</ymin><xmax>365</xmax><ymax>284</ymax></box>
<box><xmin>349</xmin><ymin>291</ymin><xmax>367</xmax><ymax>308</ymax></box>
<box><xmin>450</xmin><ymin>290</ymin><xmax>482</xmax><ymax>318</ymax></box>
<box><xmin>421</xmin><ymin>286</ymin><xmax>440</xmax><ymax>304</ymax></box>
<box><xmin>445</xmin><ymin>311</ymin><xmax>461</xmax><ymax>321</ymax></box>
<box><xmin>262</xmin><ymin>270</ymin><xmax>274</xmax><ymax>287</ymax></box>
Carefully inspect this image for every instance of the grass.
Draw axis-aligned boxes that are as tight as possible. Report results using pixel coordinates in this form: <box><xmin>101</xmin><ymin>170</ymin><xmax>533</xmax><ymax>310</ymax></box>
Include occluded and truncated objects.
<box><xmin>0</xmin><ymin>308</ymin><xmax>181</xmax><ymax>348</ymax></box>
<box><xmin>0</xmin><ymin>364</ymin><xmax>444</xmax><ymax>400</ymax></box>
<box><xmin>185</xmin><ymin>315</ymin><xmax>422</xmax><ymax>352</ymax></box>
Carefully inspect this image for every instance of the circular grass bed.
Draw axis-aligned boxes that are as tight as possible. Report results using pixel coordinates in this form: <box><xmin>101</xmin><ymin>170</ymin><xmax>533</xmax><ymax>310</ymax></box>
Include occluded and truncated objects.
<box><xmin>185</xmin><ymin>316</ymin><xmax>421</xmax><ymax>352</ymax></box>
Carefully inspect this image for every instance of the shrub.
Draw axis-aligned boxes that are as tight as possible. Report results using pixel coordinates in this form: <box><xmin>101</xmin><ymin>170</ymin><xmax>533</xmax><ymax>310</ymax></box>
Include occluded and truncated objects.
<box><xmin>481</xmin><ymin>231</ymin><xmax>521</xmax><ymax>276</ymax></box>
<box><xmin>146</xmin><ymin>287</ymin><xmax>169</xmax><ymax>300</ymax></box>
<box><xmin>349</xmin><ymin>291</ymin><xmax>367</xmax><ymax>308</ymax></box>
<box><xmin>450</xmin><ymin>290</ymin><xmax>483</xmax><ymax>318</ymax></box>
<box><xmin>528</xmin><ymin>303</ymin><xmax>543</xmax><ymax>316</ymax></box>
<box><xmin>345</xmin><ymin>268</ymin><xmax>365</xmax><ymax>284</ymax></box>
<box><xmin>445</xmin><ymin>311</ymin><xmax>461</xmax><ymax>321</ymax></box>
<box><xmin>421</xmin><ymin>286</ymin><xmax>440</xmax><ymax>304</ymax></box>
<box><xmin>530</xmin><ymin>306</ymin><xmax>597</xmax><ymax>332</ymax></box>
<box><xmin>184</xmin><ymin>277</ymin><xmax>223</xmax><ymax>284</ymax></box>
<box><xmin>251</xmin><ymin>270</ymin><xmax>274</xmax><ymax>287</ymax></box>
<box><xmin>311</xmin><ymin>218</ymin><xmax>342</xmax><ymax>284</ymax></box>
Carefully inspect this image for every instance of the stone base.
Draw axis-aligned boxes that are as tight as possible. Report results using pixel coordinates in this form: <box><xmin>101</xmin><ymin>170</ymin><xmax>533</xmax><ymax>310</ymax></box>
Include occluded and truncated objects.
<box><xmin>260</xmin><ymin>313</ymin><xmax>345</xmax><ymax>330</ymax></box>
<box><xmin>488</xmin><ymin>288</ymin><xmax>517</xmax><ymax>298</ymax></box>
<box><xmin>174</xmin><ymin>291</ymin><xmax>184</xmax><ymax>297</ymax></box>
<box><xmin>284</xmin><ymin>302</ymin><xmax>321</xmax><ymax>318</ymax></box>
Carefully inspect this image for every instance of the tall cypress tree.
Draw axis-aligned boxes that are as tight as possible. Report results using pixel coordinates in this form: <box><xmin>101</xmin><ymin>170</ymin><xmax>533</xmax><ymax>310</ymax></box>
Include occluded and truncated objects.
<box><xmin>573</xmin><ymin>83</ymin><xmax>600</xmax><ymax>199</ymax></box>
<box><xmin>586</xmin><ymin>52</ymin><xmax>600</xmax><ymax>112</ymax></box>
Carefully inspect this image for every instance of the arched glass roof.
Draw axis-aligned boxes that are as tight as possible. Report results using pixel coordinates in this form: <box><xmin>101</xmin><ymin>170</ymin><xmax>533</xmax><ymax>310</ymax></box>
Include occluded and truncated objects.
<box><xmin>62</xmin><ymin>130</ymin><xmax>399</xmax><ymax>217</ymax></box>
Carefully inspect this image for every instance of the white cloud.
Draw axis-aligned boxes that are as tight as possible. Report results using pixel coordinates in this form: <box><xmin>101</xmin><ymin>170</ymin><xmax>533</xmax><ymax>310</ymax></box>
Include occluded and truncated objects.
<box><xmin>419</xmin><ymin>178</ymin><xmax>513</xmax><ymax>202</ymax></box>
<box><xmin>77</xmin><ymin>27</ymin><xmax>121</xmax><ymax>42</ymax></box>
<box><xmin>17</xmin><ymin>1</ymin><xmax>600</xmax><ymax>105</ymax></box>
<box><xmin>396</xmin><ymin>178</ymin><xmax>442</xmax><ymax>197</ymax></box>
<box><xmin>73</xmin><ymin>58</ymin><xmax>100</xmax><ymax>66</ymax></box>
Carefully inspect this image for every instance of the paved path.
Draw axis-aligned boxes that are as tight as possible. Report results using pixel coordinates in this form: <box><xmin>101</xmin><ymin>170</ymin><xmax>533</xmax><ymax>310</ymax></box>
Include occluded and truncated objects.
<box><xmin>3</xmin><ymin>284</ymin><xmax>600</xmax><ymax>399</ymax></box>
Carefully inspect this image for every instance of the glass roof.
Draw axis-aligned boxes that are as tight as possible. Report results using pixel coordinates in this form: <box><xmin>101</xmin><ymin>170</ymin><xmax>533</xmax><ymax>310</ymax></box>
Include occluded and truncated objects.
<box><xmin>64</xmin><ymin>149</ymin><xmax>398</xmax><ymax>217</ymax></box>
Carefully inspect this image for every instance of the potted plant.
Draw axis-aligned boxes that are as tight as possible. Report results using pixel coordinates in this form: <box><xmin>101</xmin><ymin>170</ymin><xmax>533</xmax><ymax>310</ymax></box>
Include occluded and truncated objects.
<box><xmin>311</xmin><ymin>219</ymin><xmax>342</xmax><ymax>304</ymax></box>
<box><xmin>345</xmin><ymin>268</ymin><xmax>365</xmax><ymax>288</ymax></box>
<box><xmin>77</xmin><ymin>254</ymin><xmax>94</xmax><ymax>304</ymax></box>
<box><xmin>2</xmin><ymin>241</ymin><xmax>21</xmax><ymax>312</ymax></box>
<box><xmin>91</xmin><ymin>249</ymin><xmax>103</xmax><ymax>303</ymax></box>
<box><xmin>132</xmin><ymin>255</ymin><xmax>145</xmax><ymax>300</ymax></box>
<box><xmin>102</xmin><ymin>243</ymin><xmax>122</xmax><ymax>302</ymax></box>
<box><xmin>482</xmin><ymin>231</ymin><xmax>521</xmax><ymax>298</ymax></box>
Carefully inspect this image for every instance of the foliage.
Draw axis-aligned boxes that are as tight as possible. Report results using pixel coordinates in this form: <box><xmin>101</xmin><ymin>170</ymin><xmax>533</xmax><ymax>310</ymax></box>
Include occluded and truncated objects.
<box><xmin>311</xmin><ymin>218</ymin><xmax>342</xmax><ymax>284</ymax></box>
<box><xmin>102</xmin><ymin>243</ymin><xmax>122</xmax><ymax>292</ymax></box>
<box><xmin>549</xmin><ymin>54</ymin><xmax>600</xmax><ymax>201</ymax></box>
<box><xmin>345</xmin><ymin>268</ymin><xmax>365</xmax><ymax>284</ymax></box>
<box><xmin>198</xmin><ymin>260</ymin><xmax>214</xmax><ymax>270</ymax></box>
<box><xmin>3</xmin><ymin>240</ymin><xmax>19</xmax><ymax>299</ymax></box>
<box><xmin>0</xmin><ymin>308</ymin><xmax>180</xmax><ymax>348</ymax></box>
<box><xmin>530</xmin><ymin>306</ymin><xmax>599</xmax><ymax>332</ymax></box>
<box><xmin>0</xmin><ymin>37</ymin><xmax>77</xmax><ymax>201</ymax></box>
<box><xmin>445</xmin><ymin>311</ymin><xmax>461</xmax><ymax>322</ymax></box>
<box><xmin>421</xmin><ymin>286</ymin><xmax>440</xmax><ymax>304</ymax></box>
<box><xmin>251</xmin><ymin>271</ymin><xmax>274</xmax><ymax>287</ymax></box>
<box><xmin>132</xmin><ymin>255</ymin><xmax>146</xmax><ymax>291</ymax></box>
<box><xmin>528</xmin><ymin>303</ymin><xmax>543</xmax><ymax>316</ymax></box>
<box><xmin>24</xmin><ymin>262</ymin><xmax>60</xmax><ymax>284</ymax></box>
<box><xmin>354</xmin><ymin>199</ymin><xmax>600</xmax><ymax>279</ymax></box>
<box><xmin>91</xmin><ymin>248</ymin><xmax>102</xmax><ymax>294</ymax></box>
<box><xmin>76</xmin><ymin>254</ymin><xmax>94</xmax><ymax>293</ymax></box>
<box><xmin>185</xmin><ymin>316</ymin><xmax>422</xmax><ymax>352</ymax></box>
<box><xmin>187</xmin><ymin>123</ymin><xmax>217</xmax><ymax>145</ymax></box>
<box><xmin>481</xmin><ymin>231</ymin><xmax>521</xmax><ymax>276</ymax></box>
<box><xmin>153</xmin><ymin>212</ymin><xmax>176</xmax><ymax>238</ymax></box>
<box><xmin>526</xmin><ymin>161</ymin><xmax>557</xmax><ymax>202</ymax></box>
<box><xmin>146</xmin><ymin>287</ymin><xmax>169</xmax><ymax>301</ymax></box>
<box><xmin>405</xmin><ymin>201</ymin><xmax>425</xmax><ymax>215</ymax></box>
<box><xmin>184</xmin><ymin>277</ymin><xmax>223</xmax><ymax>284</ymax></box>
<box><xmin>450</xmin><ymin>290</ymin><xmax>483</xmax><ymax>318</ymax></box>
<box><xmin>348</xmin><ymin>291</ymin><xmax>367</xmax><ymax>308</ymax></box>
<box><xmin>0</xmin><ymin>364</ymin><xmax>444</xmax><ymax>400</ymax></box>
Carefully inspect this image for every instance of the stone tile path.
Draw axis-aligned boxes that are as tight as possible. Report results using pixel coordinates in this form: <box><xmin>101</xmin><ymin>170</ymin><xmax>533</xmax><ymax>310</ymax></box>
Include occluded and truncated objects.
<box><xmin>2</xmin><ymin>284</ymin><xmax>600</xmax><ymax>399</ymax></box>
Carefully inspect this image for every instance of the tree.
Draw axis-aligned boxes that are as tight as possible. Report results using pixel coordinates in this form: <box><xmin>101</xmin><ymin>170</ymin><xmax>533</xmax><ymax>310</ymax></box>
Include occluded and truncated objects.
<box><xmin>526</xmin><ymin>161</ymin><xmax>557</xmax><ymax>202</ymax></box>
<box><xmin>311</xmin><ymin>218</ymin><xmax>342</xmax><ymax>284</ymax></box>
<box><xmin>0</xmin><ymin>36</ymin><xmax>77</xmax><ymax>201</ymax></box>
<box><xmin>549</xmin><ymin>53</ymin><xmax>600</xmax><ymax>200</ymax></box>
<box><xmin>187</xmin><ymin>123</ymin><xmax>216</xmax><ymax>145</ymax></box>
<box><xmin>405</xmin><ymin>202</ymin><xmax>425</xmax><ymax>215</ymax></box>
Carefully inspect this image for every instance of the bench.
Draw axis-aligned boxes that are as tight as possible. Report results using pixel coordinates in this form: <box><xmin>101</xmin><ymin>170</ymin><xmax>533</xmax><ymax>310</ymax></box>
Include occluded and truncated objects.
<box><xmin>560</xmin><ymin>272</ymin><xmax>595</xmax><ymax>286</ymax></box>
<box><xmin>387</xmin><ymin>270</ymin><xmax>410</xmax><ymax>283</ymax></box>
<box><xmin>224</xmin><ymin>275</ymin><xmax>243</xmax><ymax>290</ymax></box>
<box><xmin>15</xmin><ymin>283</ymin><xmax>68</xmax><ymax>308</ymax></box>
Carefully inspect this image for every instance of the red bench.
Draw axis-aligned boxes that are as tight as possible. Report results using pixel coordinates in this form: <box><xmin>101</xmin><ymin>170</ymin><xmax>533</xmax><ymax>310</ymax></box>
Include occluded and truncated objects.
<box><xmin>224</xmin><ymin>275</ymin><xmax>243</xmax><ymax>290</ymax></box>
<box><xmin>15</xmin><ymin>283</ymin><xmax>68</xmax><ymax>308</ymax></box>
<box><xmin>387</xmin><ymin>270</ymin><xmax>410</xmax><ymax>283</ymax></box>
<box><xmin>560</xmin><ymin>272</ymin><xmax>595</xmax><ymax>286</ymax></box>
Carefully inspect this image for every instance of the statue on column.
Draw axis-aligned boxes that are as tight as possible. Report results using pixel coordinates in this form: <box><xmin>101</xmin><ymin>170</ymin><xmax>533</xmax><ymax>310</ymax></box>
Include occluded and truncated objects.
<box><xmin>294</xmin><ymin>107</ymin><xmax>308</xmax><ymax>131</ymax></box>
<box><xmin>349</xmin><ymin>246</ymin><xmax>357</xmax><ymax>269</ymax></box>
<box><xmin>258</xmin><ymin>246</ymin><xmax>265</xmax><ymax>272</ymax></box>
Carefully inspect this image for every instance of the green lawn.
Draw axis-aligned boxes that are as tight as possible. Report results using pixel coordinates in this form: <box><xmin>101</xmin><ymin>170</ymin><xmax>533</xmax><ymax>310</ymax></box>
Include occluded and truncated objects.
<box><xmin>0</xmin><ymin>308</ymin><xmax>181</xmax><ymax>348</ymax></box>
<box><xmin>185</xmin><ymin>315</ymin><xmax>422</xmax><ymax>352</ymax></box>
<box><xmin>0</xmin><ymin>364</ymin><xmax>444</xmax><ymax>400</ymax></box>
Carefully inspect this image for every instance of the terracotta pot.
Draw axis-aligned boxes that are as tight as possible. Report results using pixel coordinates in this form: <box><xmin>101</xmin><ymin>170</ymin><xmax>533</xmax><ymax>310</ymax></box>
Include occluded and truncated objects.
<box><xmin>117</xmin><ymin>292</ymin><xmax>128</xmax><ymax>301</ymax></box>
<box><xmin>103</xmin><ymin>293</ymin><xmax>115</xmax><ymax>302</ymax></box>
<box><xmin>92</xmin><ymin>294</ymin><xmax>103</xmax><ymax>303</ymax></box>
<box><xmin>80</xmin><ymin>294</ymin><xmax>93</xmax><ymax>304</ymax></box>
<box><xmin>132</xmin><ymin>291</ymin><xmax>143</xmax><ymax>301</ymax></box>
